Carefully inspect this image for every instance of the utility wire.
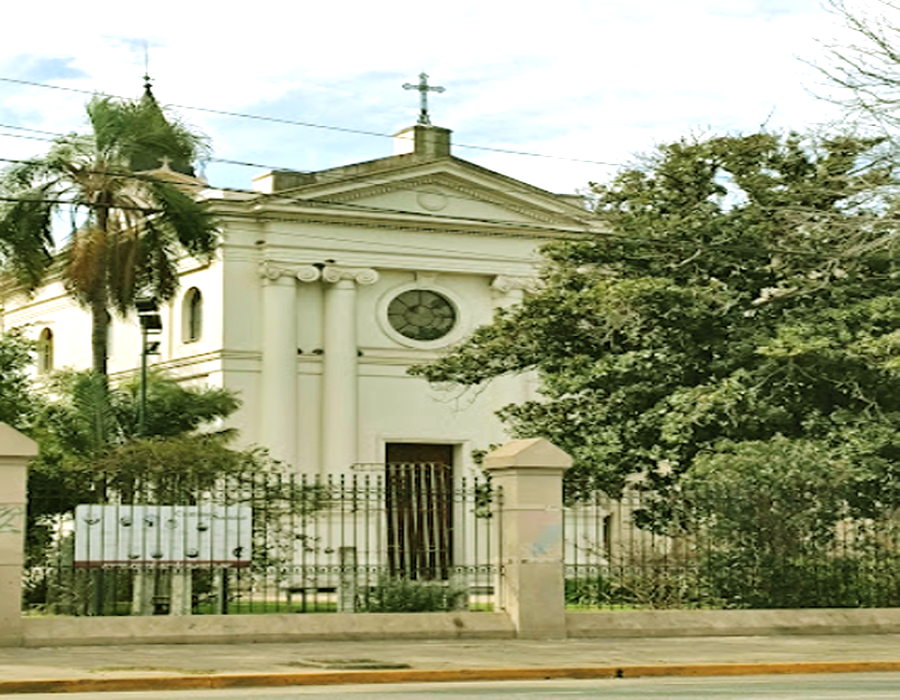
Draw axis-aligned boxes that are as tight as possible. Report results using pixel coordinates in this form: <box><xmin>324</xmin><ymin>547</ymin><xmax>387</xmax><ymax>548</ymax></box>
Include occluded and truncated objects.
<box><xmin>1</xmin><ymin>175</ymin><xmax>890</xmax><ymax>264</ymax></box>
<box><xmin>0</xmin><ymin>124</ymin><xmax>594</xmax><ymax>207</ymax></box>
<box><xmin>0</xmin><ymin>76</ymin><xmax>621</xmax><ymax>167</ymax></box>
<box><xmin>0</xmin><ymin>134</ymin><xmax>896</xmax><ymax>262</ymax></box>
<box><xmin>0</xmin><ymin>146</ymin><xmax>597</xmax><ymax>240</ymax></box>
<box><xmin>0</xmin><ymin>152</ymin><xmax>862</xmax><ymax>243</ymax></box>
<box><xmin>0</xmin><ymin>155</ymin><xmax>592</xmax><ymax>236</ymax></box>
<box><xmin>0</xmin><ymin>148</ymin><xmax>894</xmax><ymax>260</ymax></box>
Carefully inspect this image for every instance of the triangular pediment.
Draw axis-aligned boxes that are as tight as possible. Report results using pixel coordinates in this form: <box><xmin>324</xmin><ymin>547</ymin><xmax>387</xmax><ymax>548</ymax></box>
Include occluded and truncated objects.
<box><xmin>253</xmin><ymin>156</ymin><xmax>596</xmax><ymax>231</ymax></box>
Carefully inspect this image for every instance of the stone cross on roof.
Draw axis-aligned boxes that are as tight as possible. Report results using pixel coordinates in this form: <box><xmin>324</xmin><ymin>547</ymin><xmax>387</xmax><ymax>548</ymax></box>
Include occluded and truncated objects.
<box><xmin>403</xmin><ymin>72</ymin><xmax>445</xmax><ymax>126</ymax></box>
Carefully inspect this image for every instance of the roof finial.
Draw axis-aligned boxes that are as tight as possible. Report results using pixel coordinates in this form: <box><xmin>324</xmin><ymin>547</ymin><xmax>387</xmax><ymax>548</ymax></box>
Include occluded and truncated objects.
<box><xmin>402</xmin><ymin>72</ymin><xmax>445</xmax><ymax>126</ymax></box>
<box><xmin>142</xmin><ymin>41</ymin><xmax>154</xmax><ymax>99</ymax></box>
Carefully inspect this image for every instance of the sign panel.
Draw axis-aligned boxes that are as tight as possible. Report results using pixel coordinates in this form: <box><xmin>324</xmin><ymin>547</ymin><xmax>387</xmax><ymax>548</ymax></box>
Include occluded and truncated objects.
<box><xmin>74</xmin><ymin>504</ymin><xmax>252</xmax><ymax>567</ymax></box>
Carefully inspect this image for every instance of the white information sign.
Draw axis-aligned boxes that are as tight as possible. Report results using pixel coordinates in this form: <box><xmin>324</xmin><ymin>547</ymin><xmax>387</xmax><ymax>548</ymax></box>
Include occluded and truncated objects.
<box><xmin>74</xmin><ymin>504</ymin><xmax>252</xmax><ymax>567</ymax></box>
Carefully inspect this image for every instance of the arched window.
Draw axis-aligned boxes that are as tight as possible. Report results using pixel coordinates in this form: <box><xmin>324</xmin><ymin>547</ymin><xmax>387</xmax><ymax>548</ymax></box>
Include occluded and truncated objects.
<box><xmin>37</xmin><ymin>328</ymin><xmax>54</xmax><ymax>374</ymax></box>
<box><xmin>182</xmin><ymin>288</ymin><xmax>203</xmax><ymax>343</ymax></box>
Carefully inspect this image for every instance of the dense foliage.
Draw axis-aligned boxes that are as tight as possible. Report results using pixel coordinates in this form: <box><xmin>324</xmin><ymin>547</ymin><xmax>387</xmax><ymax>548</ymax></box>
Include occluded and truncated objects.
<box><xmin>26</xmin><ymin>371</ymin><xmax>246</xmax><ymax>560</ymax></box>
<box><xmin>0</xmin><ymin>330</ymin><xmax>37</xmax><ymax>430</ymax></box>
<box><xmin>413</xmin><ymin>132</ymin><xmax>900</xmax><ymax>507</ymax></box>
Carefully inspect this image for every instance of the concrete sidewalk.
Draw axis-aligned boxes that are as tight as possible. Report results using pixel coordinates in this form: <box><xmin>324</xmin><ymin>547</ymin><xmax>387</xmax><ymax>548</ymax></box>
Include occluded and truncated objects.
<box><xmin>1</xmin><ymin>635</ymin><xmax>900</xmax><ymax>693</ymax></box>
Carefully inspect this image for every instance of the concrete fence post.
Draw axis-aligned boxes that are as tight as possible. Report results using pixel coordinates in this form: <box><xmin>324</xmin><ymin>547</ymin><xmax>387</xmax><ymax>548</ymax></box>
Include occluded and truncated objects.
<box><xmin>483</xmin><ymin>438</ymin><xmax>572</xmax><ymax>639</ymax></box>
<box><xmin>0</xmin><ymin>424</ymin><xmax>37</xmax><ymax>646</ymax></box>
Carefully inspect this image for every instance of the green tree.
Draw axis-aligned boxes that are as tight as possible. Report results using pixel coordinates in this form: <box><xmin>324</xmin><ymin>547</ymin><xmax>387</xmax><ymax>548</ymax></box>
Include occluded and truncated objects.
<box><xmin>679</xmin><ymin>437</ymin><xmax>900</xmax><ymax>608</ymax></box>
<box><xmin>412</xmin><ymin>132</ymin><xmax>900</xmax><ymax>503</ymax></box>
<box><xmin>0</xmin><ymin>329</ymin><xmax>38</xmax><ymax>430</ymax></box>
<box><xmin>0</xmin><ymin>91</ymin><xmax>218</xmax><ymax>377</ymax></box>
<box><xmin>27</xmin><ymin>371</ymin><xmax>242</xmax><ymax>544</ymax></box>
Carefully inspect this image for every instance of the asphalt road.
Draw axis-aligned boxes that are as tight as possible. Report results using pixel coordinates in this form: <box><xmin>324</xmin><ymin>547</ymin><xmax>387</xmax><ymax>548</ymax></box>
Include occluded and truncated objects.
<box><xmin>10</xmin><ymin>673</ymin><xmax>900</xmax><ymax>699</ymax></box>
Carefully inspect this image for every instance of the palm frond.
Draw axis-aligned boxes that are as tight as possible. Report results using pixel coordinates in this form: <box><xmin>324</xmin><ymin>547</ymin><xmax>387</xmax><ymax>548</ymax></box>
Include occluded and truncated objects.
<box><xmin>87</xmin><ymin>95</ymin><xmax>210</xmax><ymax>175</ymax></box>
<box><xmin>68</xmin><ymin>371</ymin><xmax>118</xmax><ymax>452</ymax></box>
<box><xmin>63</xmin><ymin>226</ymin><xmax>107</xmax><ymax>305</ymax></box>
<box><xmin>0</xmin><ymin>189</ymin><xmax>56</xmax><ymax>289</ymax></box>
<box><xmin>145</xmin><ymin>179</ymin><xmax>219</xmax><ymax>259</ymax></box>
<box><xmin>2</xmin><ymin>93</ymin><xmax>216</xmax><ymax>373</ymax></box>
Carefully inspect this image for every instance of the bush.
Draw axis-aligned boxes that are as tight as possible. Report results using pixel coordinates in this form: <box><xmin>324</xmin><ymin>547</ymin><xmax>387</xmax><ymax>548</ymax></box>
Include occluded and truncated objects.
<box><xmin>360</xmin><ymin>576</ymin><xmax>465</xmax><ymax>612</ymax></box>
<box><xmin>566</xmin><ymin>564</ymin><xmax>705</xmax><ymax>610</ymax></box>
<box><xmin>699</xmin><ymin>549</ymin><xmax>900</xmax><ymax>609</ymax></box>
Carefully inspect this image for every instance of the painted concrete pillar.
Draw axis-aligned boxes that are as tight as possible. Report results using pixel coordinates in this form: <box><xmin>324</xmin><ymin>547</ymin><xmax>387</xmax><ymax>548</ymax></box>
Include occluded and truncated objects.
<box><xmin>321</xmin><ymin>266</ymin><xmax>378</xmax><ymax>474</ymax></box>
<box><xmin>483</xmin><ymin>438</ymin><xmax>572</xmax><ymax>639</ymax></box>
<box><xmin>259</xmin><ymin>263</ymin><xmax>321</xmax><ymax>468</ymax></box>
<box><xmin>0</xmin><ymin>423</ymin><xmax>36</xmax><ymax>646</ymax></box>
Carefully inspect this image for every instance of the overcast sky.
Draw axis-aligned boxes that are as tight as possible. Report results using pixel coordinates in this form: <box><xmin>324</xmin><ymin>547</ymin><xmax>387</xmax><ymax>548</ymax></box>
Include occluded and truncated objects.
<box><xmin>0</xmin><ymin>0</ymin><xmax>877</xmax><ymax>196</ymax></box>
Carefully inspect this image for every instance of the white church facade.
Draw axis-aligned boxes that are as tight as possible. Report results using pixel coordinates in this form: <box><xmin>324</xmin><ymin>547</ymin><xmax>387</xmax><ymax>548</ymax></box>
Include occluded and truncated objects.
<box><xmin>1</xmin><ymin>122</ymin><xmax>601</xmax><ymax>480</ymax></box>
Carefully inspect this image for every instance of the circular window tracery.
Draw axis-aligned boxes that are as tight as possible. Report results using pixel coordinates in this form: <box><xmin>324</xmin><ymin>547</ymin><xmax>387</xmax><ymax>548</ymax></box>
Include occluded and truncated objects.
<box><xmin>387</xmin><ymin>289</ymin><xmax>457</xmax><ymax>341</ymax></box>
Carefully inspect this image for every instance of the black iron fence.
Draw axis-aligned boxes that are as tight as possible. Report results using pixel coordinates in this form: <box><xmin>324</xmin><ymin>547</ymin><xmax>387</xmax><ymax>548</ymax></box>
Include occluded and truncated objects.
<box><xmin>26</xmin><ymin>465</ymin><xmax>500</xmax><ymax>616</ymax></box>
<box><xmin>564</xmin><ymin>487</ymin><xmax>900</xmax><ymax>610</ymax></box>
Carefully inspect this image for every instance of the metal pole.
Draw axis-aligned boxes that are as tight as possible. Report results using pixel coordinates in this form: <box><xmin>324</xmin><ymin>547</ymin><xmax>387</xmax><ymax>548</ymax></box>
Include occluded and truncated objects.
<box><xmin>139</xmin><ymin>323</ymin><xmax>148</xmax><ymax>436</ymax></box>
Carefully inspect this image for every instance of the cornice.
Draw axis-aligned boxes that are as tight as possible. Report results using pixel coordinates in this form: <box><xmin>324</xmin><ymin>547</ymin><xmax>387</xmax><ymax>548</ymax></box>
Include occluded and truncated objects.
<box><xmin>222</xmin><ymin>208</ymin><xmax>590</xmax><ymax>242</ymax></box>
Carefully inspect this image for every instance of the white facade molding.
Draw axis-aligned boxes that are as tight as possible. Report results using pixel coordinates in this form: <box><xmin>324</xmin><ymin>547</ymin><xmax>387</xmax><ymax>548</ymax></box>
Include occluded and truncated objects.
<box><xmin>414</xmin><ymin>271</ymin><xmax>439</xmax><ymax>287</ymax></box>
<box><xmin>322</xmin><ymin>266</ymin><xmax>379</xmax><ymax>286</ymax></box>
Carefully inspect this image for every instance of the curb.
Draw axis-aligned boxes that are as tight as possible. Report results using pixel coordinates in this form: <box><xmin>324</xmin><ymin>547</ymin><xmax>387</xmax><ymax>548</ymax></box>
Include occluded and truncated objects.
<box><xmin>2</xmin><ymin>661</ymin><xmax>900</xmax><ymax>694</ymax></box>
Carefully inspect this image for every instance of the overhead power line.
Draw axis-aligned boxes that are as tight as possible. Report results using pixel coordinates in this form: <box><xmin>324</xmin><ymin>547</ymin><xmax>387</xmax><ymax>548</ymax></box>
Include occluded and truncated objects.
<box><xmin>0</xmin><ymin>161</ymin><xmax>894</xmax><ymax>265</ymax></box>
<box><xmin>0</xmin><ymin>129</ymin><xmax>598</xmax><ymax>214</ymax></box>
<box><xmin>0</xmin><ymin>76</ymin><xmax>621</xmax><ymax>167</ymax></box>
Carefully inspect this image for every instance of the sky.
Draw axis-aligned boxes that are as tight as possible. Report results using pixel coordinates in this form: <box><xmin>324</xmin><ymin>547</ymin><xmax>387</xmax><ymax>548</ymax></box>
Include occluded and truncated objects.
<box><xmin>0</xmin><ymin>0</ymin><xmax>879</xmax><ymax>197</ymax></box>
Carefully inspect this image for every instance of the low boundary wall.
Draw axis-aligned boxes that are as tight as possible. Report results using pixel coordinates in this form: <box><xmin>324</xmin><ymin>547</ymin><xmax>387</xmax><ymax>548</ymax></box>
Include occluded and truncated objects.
<box><xmin>22</xmin><ymin>612</ymin><xmax>516</xmax><ymax>647</ymax></box>
<box><xmin>10</xmin><ymin>429</ymin><xmax>900</xmax><ymax>647</ymax></box>
<box><xmin>21</xmin><ymin>608</ymin><xmax>900</xmax><ymax>647</ymax></box>
<box><xmin>567</xmin><ymin>608</ymin><xmax>900</xmax><ymax>638</ymax></box>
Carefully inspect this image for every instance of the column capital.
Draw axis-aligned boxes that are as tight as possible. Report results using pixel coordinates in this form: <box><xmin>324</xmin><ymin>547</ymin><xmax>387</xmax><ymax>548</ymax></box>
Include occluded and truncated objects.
<box><xmin>322</xmin><ymin>266</ymin><xmax>379</xmax><ymax>286</ymax></box>
<box><xmin>491</xmin><ymin>275</ymin><xmax>538</xmax><ymax>295</ymax></box>
<box><xmin>259</xmin><ymin>262</ymin><xmax>322</xmax><ymax>283</ymax></box>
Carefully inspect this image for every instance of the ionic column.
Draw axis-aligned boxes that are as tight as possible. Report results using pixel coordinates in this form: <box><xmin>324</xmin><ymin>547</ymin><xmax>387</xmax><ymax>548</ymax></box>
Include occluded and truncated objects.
<box><xmin>321</xmin><ymin>266</ymin><xmax>378</xmax><ymax>474</ymax></box>
<box><xmin>259</xmin><ymin>263</ymin><xmax>321</xmax><ymax>468</ymax></box>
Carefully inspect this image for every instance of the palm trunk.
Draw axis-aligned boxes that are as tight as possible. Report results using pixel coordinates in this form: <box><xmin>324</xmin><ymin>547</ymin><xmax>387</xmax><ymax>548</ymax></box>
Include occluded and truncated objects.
<box><xmin>90</xmin><ymin>201</ymin><xmax>112</xmax><ymax>449</ymax></box>
<box><xmin>91</xmin><ymin>293</ymin><xmax>109</xmax><ymax>378</ymax></box>
<box><xmin>92</xmin><ymin>198</ymin><xmax>111</xmax><ymax>378</ymax></box>
<box><xmin>89</xmin><ymin>291</ymin><xmax>111</xmax><ymax>451</ymax></box>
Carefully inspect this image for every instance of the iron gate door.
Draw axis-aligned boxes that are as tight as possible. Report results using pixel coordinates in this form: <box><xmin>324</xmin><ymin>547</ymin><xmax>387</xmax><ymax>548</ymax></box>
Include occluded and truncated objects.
<box><xmin>385</xmin><ymin>443</ymin><xmax>454</xmax><ymax>580</ymax></box>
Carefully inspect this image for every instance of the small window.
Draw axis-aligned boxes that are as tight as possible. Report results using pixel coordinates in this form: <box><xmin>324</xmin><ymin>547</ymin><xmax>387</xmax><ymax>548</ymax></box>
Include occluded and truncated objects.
<box><xmin>182</xmin><ymin>288</ymin><xmax>203</xmax><ymax>343</ymax></box>
<box><xmin>37</xmin><ymin>328</ymin><xmax>54</xmax><ymax>374</ymax></box>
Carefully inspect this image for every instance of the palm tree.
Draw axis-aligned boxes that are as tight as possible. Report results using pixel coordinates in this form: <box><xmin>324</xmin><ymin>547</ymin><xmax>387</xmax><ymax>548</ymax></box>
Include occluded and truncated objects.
<box><xmin>0</xmin><ymin>86</ymin><xmax>218</xmax><ymax>376</ymax></box>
